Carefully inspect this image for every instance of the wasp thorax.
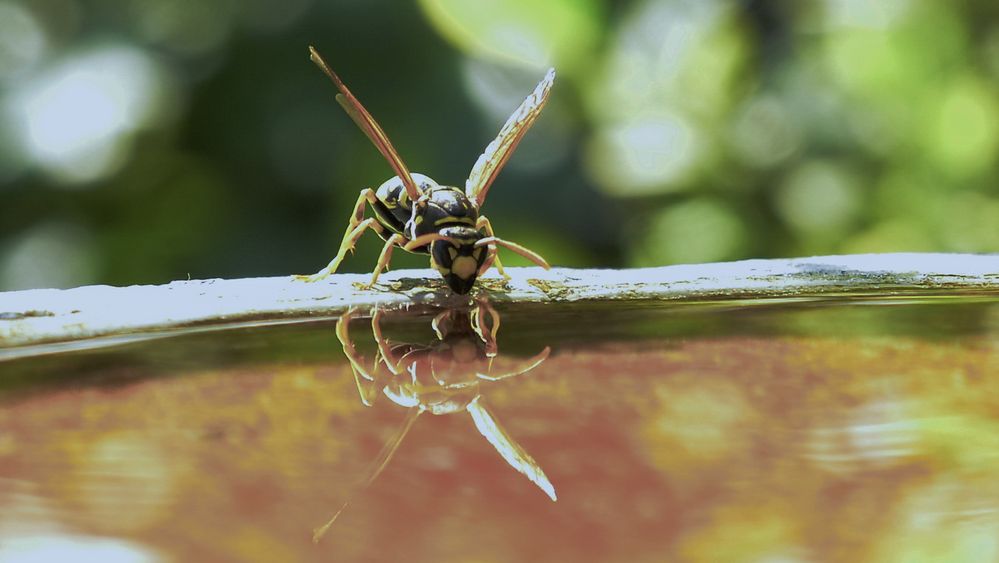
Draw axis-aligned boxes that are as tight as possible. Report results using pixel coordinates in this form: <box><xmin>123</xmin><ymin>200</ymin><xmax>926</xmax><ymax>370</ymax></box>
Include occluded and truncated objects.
<box><xmin>430</xmin><ymin>226</ymin><xmax>488</xmax><ymax>294</ymax></box>
<box><xmin>376</xmin><ymin>173</ymin><xmax>439</xmax><ymax>210</ymax></box>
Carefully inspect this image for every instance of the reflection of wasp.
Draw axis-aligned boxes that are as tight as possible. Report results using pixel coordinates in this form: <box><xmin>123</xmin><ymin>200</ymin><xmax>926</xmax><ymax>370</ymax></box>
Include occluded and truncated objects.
<box><xmin>298</xmin><ymin>46</ymin><xmax>554</xmax><ymax>294</ymax></box>
<box><xmin>314</xmin><ymin>300</ymin><xmax>553</xmax><ymax>542</ymax></box>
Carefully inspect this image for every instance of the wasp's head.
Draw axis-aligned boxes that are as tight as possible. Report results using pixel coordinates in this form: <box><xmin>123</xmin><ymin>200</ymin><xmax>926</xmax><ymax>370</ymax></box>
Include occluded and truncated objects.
<box><xmin>430</xmin><ymin>226</ymin><xmax>487</xmax><ymax>294</ymax></box>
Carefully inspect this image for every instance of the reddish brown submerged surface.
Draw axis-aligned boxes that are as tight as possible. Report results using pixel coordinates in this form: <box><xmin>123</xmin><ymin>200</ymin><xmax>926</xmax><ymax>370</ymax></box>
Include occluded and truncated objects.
<box><xmin>1</xmin><ymin>294</ymin><xmax>998</xmax><ymax>562</ymax></box>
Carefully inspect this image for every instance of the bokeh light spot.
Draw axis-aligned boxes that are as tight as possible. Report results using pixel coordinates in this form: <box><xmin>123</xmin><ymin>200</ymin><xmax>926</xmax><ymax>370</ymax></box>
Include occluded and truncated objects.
<box><xmin>71</xmin><ymin>434</ymin><xmax>178</xmax><ymax>533</ymax></box>
<box><xmin>824</xmin><ymin>31</ymin><xmax>907</xmax><ymax>97</ymax></box>
<box><xmin>776</xmin><ymin>160</ymin><xmax>861</xmax><ymax>236</ymax></box>
<box><xmin>7</xmin><ymin>45</ymin><xmax>166</xmax><ymax>184</ymax></box>
<box><xmin>842</xmin><ymin>220</ymin><xmax>936</xmax><ymax>254</ymax></box>
<box><xmin>0</xmin><ymin>220</ymin><xmax>97</xmax><ymax>290</ymax></box>
<box><xmin>821</xmin><ymin>0</ymin><xmax>913</xmax><ymax>30</ymax></box>
<box><xmin>633</xmin><ymin>198</ymin><xmax>746</xmax><ymax>266</ymax></box>
<box><xmin>0</xmin><ymin>1</ymin><xmax>49</xmax><ymax>81</ymax></box>
<box><xmin>591</xmin><ymin>0</ymin><xmax>739</xmax><ymax>119</ymax></box>
<box><xmin>124</xmin><ymin>0</ymin><xmax>237</xmax><ymax>55</ymax></box>
<box><xmin>937</xmin><ymin>193</ymin><xmax>999</xmax><ymax>252</ymax></box>
<box><xmin>584</xmin><ymin>0</ymin><xmax>744</xmax><ymax>200</ymax></box>
<box><xmin>0</xmin><ymin>534</ymin><xmax>162</xmax><ymax>563</ymax></box>
<box><xmin>587</xmin><ymin>114</ymin><xmax>701</xmax><ymax>196</ymax></box>
<box><xmin>924</xmin><ymin>77</ymin><xmax>999</xmax><ymax>177</ymax></box>
<box><xmin>729</xmin><ymin>95</ymin><xmax>802</xmax><ymax>168</ymax></box>
<box><xmin>419</xmin><ymin>0</ymin><xmax>601</xmax><ymax>72</ymax></box>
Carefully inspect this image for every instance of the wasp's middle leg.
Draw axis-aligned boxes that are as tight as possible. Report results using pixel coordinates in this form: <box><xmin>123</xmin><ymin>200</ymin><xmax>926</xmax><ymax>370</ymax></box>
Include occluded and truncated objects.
<box><xmin>365</xmin><ymin>233</ymin><xmax>407</xmax><ymax>288</ymax></box>
<box><xmin>297</xmin><ymin>189</ymin><xmax>380</xmax><ymax>282</ymax></box>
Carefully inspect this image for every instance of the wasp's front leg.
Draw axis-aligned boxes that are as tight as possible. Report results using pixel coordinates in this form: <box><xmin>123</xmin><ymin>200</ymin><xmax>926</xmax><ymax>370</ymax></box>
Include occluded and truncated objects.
<box><xmin>470</xmin><ymin>298</ymin><xmax>500</xmax><ymax>358</ymax></box>
<box><xmin>297</xmin><ymin>189</ymin><xmax>380</xmax><ymax>282</ymax></box>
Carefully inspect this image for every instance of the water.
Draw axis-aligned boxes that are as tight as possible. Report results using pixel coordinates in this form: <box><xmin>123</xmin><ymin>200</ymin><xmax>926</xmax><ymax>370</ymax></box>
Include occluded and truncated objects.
<box><xmin>1</xmin><ymin>293</ymin><xmax>998</xmax><ymax>562</ymax></box>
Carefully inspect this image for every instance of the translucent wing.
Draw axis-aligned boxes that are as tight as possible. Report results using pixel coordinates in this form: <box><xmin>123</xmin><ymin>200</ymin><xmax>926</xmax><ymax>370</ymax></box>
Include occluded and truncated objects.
<box><xmin>313</xmin><ymin>408</ymin><xmax>422</xmax><ymax>542</ymax></box>
<box><xmin>465</xmin><ymin>68</ymin><xmax>555</xmax><ymax>208</ymax></box>
<box><xmin>309</xmin><ymin>46</ymin><xmax>421</xmax><ymax>202</ymax></box>
<box><xmin>467</xmin><ymin>396</ymin><xmax>557</xmax><ymax>501</ymax></box>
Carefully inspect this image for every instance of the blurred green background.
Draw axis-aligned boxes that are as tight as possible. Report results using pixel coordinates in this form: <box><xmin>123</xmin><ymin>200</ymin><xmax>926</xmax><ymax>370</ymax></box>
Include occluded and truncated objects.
<box><xmin>1</xmin><ymin>0</ymin><xmax>997</xmax><ymax>290</ymax></box>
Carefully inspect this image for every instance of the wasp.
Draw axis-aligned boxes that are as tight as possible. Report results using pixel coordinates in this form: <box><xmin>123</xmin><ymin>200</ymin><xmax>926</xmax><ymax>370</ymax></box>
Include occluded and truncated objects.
<box><xmin>298</xmin><ymin>46</ymin><xmax>554</xmax><ymax>294</ymax></box>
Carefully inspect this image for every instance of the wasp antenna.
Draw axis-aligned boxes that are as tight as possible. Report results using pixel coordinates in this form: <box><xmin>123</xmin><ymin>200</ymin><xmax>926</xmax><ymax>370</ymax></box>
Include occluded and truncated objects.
<box><xmin>475</xmin><ymin>236</ymin><xmax>550</xmax><ymax>269</ymax></box>
<box><xmin>477</xmin><ymin>346</ymin><xmax>550</xmax><ymax>382</ymax></box>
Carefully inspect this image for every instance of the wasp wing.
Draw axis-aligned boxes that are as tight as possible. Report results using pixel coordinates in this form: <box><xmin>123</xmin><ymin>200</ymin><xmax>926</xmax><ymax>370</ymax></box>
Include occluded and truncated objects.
<box><xmin>465</xmin><ymin>68</ymin><xmax>555</xmax><ymax>208</ymax></box>
<box><xmin>313</xmin><ymin>408</ymin><xmax>422</xmax><ymax>542</ymax></box>
<box><xmin>309</xmin><ymin>46</ymin><xmax>421</xmax><ymax>203</ymax></box>
<box><xmin>467</xmin><ymin>396</ymin><xmax>556</xmax><ymax>501</ymax></box>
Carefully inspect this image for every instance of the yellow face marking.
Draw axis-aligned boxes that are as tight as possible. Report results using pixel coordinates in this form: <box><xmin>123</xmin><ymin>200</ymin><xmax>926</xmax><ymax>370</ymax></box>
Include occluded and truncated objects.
<box><xmin>451</xmin><ymin>256</ymin><xmax>478</xmax><ymax>280</ymax></box>
<box><xmin>448</xmin><ymin>247</ymin><xmax>458</xmax><ymax>260</ymax></box>
<box><xmin>472</xmin><ymin>247</ymin><xmax>483</xmax><ymax>260</ymax></box>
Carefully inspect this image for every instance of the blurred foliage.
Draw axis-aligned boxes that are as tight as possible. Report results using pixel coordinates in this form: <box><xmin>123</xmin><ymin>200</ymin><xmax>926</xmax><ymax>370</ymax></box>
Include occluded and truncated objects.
<box><xmin>0</xmin><ymin>0</ymin><xmax>997</xmax><ymax>290</ymax></box>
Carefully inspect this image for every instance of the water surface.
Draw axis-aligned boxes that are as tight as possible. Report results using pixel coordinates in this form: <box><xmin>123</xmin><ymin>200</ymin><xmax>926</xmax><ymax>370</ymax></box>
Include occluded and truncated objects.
<box><xmin>2</xmin><ymin>293</ymin><xmax>998</xmax><ymax>562</ymax></box>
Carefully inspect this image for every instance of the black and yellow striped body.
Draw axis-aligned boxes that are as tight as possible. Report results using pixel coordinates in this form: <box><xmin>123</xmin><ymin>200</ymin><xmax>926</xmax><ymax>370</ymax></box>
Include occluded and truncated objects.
<box><xmin>370</xmin><ymin>173</ymin><xmax>488</xmax><ymax>294</ymax></box>
<box><xmin>301</xmin><ymin>48</ymin><xmax>554</xmax><ymax>297</ymax></box>
<box><xmin>369</xmin><ymin>173</ymin><xmax>427</xmax><ymax>241</ymax></box>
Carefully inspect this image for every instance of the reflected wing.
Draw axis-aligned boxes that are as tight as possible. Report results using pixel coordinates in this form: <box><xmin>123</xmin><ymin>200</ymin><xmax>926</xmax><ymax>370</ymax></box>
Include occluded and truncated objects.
<box><xmin>313</xmin><ymin>408</ymin><xmax>422</xmax><ymax>543</ymax></box>
<box><xmin>309</xmin><ymin>46</ymin><xmax>421</xmax><ymax>202</ymax></box>
<box><xmin>467</xmin><ymin>397</ymin><xmax>557</xmax><ymax>501</ymax></box>
<box><xmin>465</xmin><ymin>68</ymin><xmax>555</xmax><ymax>208</ymax></box>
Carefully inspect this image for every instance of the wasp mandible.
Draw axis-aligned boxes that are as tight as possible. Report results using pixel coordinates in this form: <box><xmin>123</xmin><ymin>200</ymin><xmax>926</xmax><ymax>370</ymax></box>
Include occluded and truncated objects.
<box><xmin>298</xmin><ymin>46</ymin><xmax>554</xmax><ymax>294</ymax></box>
